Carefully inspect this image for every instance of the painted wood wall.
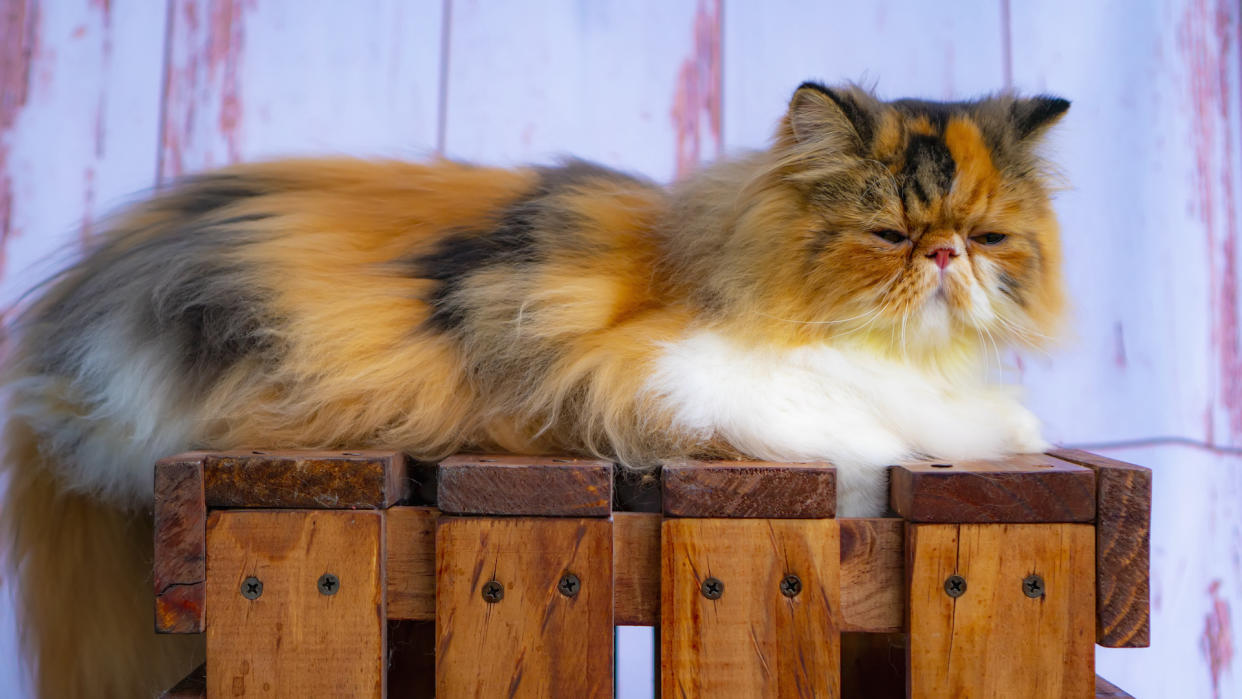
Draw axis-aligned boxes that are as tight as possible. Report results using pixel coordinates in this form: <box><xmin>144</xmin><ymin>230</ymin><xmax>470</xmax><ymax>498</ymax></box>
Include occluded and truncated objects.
<box><xmin>2</xmin><ymin>0</ymin><xmax>1240</xmax><ymax>696</ymax></box>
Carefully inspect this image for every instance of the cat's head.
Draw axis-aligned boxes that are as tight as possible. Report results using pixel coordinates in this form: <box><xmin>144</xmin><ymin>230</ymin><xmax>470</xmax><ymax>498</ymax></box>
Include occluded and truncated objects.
<box><xmin>722</xmin><ymin>82</ymin><xmax>1068</xmax><ymax>364</ymax></box>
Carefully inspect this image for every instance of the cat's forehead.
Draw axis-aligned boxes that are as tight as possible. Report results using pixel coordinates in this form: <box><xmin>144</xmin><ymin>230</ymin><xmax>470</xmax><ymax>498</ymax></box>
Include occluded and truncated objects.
<box><xmin>871</xmin><ymin>101</ymin><xmax>1003</xmax><ymax>220</ymax></box>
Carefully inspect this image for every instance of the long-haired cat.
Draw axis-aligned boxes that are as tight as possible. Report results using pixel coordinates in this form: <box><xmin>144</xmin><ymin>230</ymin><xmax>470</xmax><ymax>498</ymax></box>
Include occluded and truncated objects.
<box><xmin>1</xmin><ymin>82</ymin><xmax>1067</xmax><ymax>697</ymax></box>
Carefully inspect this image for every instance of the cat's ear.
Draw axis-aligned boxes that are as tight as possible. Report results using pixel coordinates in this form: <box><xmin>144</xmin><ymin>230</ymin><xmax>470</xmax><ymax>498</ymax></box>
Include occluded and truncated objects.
<box><xmin>1010</xmin><ymin>95</ymin><xmax>1070</xmax><ymax>140</ymax></box>
<box><xmin>787</xmin><ymin>82</ymin><xmax>872</xmax><ymax>151</ymax></box>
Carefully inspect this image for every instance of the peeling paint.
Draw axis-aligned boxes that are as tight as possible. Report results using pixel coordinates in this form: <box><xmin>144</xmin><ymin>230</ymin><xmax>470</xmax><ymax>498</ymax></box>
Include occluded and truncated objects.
<box><xmin>1113</xmin><ymin>322</ymin><xmax>1128</xmax><ymax>368</ymax></box>
<box><xmin>1202</xmin><ymin>580</ymin><xmax>1234</xmax><ymax>699</ymax></box>
<box><xmin>160</xmin><ymin>0</ymin><xmax>250</xmax><ymax>182</ymax></box>
<box><xmin>1180</xmin><ymin>0</ymin><xmax>1242</xmax><ymax>440</ymax></box>
<box><xmin>670</xmin><ymin>0</ymin><xmax>721</xmax><ymax>179</ymax></box>
<box><xmin>0</xmin><ymin>0</ymin><xmax>40</xmax><ymax>274</ymax></box>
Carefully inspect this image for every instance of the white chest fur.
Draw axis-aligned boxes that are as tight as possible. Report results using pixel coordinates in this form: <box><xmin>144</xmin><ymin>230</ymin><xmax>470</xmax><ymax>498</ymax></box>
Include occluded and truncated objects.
<box><xmin>643</xmin><ymin>329</ymin><xmax>1047</xmax><ymax>516</ymax></box>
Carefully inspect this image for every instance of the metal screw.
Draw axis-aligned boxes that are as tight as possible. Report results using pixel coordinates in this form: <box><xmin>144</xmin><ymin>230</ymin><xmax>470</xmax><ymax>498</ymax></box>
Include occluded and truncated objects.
<box><xmin>557</xmin><ymin>573</ymin><xmax>581</xmax><ymax>598</ymax></box>
<box><xmin>780</xmin><ymin>574</ymin><xmax>803</xmax><ymax>598</ymax></box>
<box><xmin>944</xmin><ymin>574</ymin><xmax>967</xmax><ymax>598</ymax></box>
<box><xmin>241</xmin><ymin>576</ymin><xmax>263</xmax><ymax>600</ymax></box>
<box><xmin>701</xmin><ymin>577</ymin><xmax>724</xmax><ymax>600</ymax></box>
<box><xmin>317</xmin><ymin>573</ymin><xmax>340</xmax><ymax>596</ymax></box>
<box><xmin>481</xmin><ymin>580</ymin><xmax>504</xmax><ymax>603</ymax></box>
<box><xmin>1023</xmin><ymin>574</ymin><xmax>1045</xmax><ymax>598</ymax></box>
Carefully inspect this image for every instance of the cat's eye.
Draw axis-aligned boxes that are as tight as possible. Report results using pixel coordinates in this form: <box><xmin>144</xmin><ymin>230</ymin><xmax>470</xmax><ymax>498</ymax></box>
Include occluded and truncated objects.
<box><xmin>872</xmin><ymin>229</ymin><xmax>908</xmax><ymax>244</ymax></box>
<box><xmin>972</xmin><ymin>232</ymin><xmax>1007</xmax><ymax>245</ymax></box>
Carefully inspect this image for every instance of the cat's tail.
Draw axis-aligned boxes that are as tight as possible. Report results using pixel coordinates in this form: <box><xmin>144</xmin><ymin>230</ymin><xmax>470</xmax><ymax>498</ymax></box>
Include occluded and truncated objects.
<box><xmin>1</xmin><ymin>418</ymin><xmax>203</xmax><ymax>698</ymax></box>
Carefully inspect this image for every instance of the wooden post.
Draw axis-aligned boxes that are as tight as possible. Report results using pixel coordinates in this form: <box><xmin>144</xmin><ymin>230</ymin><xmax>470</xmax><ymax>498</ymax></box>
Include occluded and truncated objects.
<box><xmin>660</xmin><ymin>460</ymin><xmax>841</xmax><ymax>698</ymax></box>
<box><xmin>433</xmin><ymin>455</ymin><xmax>615</xmax><ymax>698</ymax></box>
<box><xmin>893</xmin><ymin>456</ymin><xmax>1098</xmax><ymax>699</ymax></box>
<box><xmin>205</xmin><ymin>509</ymin><xmax>387</xmax><ymax>698</ymax></box>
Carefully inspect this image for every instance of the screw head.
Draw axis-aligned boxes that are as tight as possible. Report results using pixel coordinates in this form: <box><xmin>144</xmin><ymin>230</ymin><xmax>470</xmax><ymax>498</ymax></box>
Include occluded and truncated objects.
<box><xmin>780</xmin><ymin>574</ymin><xmax>803</xmax><ymax>598</ymax></box>
<box><xmin>317</xmin><ymin>573</ymin><xmax>340</xmax><ymax>596</ymax></box>
<box><xmin>944</xmin><ymin>574</ymin><xmax>967</xmax><ymax>598</ymax></box>
<box><xmin>701</xmin><ymin>576</ymin><xmax>724</xmax><ymax>600</ymax></box>
<box><xmin>557</xmin><ymin>573</ymin><xmax>581</xmax><ymax>598</ymax></box>
<box><xmin>1023</xmin><ymin>574</ymin><xmax>1045</xmax><ymax>598</ymax></box>
<box><xmin>241</xmin><ymin>576</ymin><xmax>263</xmax><ymax>600</ymax></box>
<box><xmin>481</xmin><ymin>580</ymin><xmax>504</xmax><ymax>603</ymax></box>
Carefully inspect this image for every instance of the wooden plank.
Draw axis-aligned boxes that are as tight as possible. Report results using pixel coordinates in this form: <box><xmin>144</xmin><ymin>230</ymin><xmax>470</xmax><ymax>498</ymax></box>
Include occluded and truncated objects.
<box><xmin>890</xmin><ymin>454</ymin><xmax>1096</xmax><ymax>523</ymax></box>
<box><xmin>1095</xmin><ymin>675</ymin><xmax>1135</xmax><ymax>699</ymax></box>
<box><xmin>436</xmin><ymin>454</ymin><xmax>612</xmax><ymax>516</ymax></box>
<box><xmin>161</xmin><ymin>664</ymin><xmax>206</xmax><ymax>699</ymax></box>
<box><xmin>840</xmin><ymin>518</ymin><xmax>904</xmax><ymax>633</ymax></box>
<box><xmin>1048</xmin><ymin>448</ymin><xmax>1152</xmax><ymax>647</ymax></box>
<box><xmin>159</xmin><ymin>0</ymin><xmax>442</xmax><ymax>182</ymax></box>
<box><xmin>661</xmin><ymin>460</ymin><xmax>835</xmax><ymax>518</ymax></box>
<box><xmin>906</xmin><ymin>523</ymin><xmax>1095</xmax><ymax>698</ymax></box>
<box><xmin>384</xmin><ymin>509</ymin><xmax>903</xmax><ymax>631</ymax></box>
<box><xmin>385</xmin><ymin>506</ymin><xmax>437</xmax><ymax>620</ymax></box>
<box><xmin>662</xmin><ymin>518</ymin><xmax>840</xmax><ymax>698</ymax></box>
<box><xmin>443</xmin><ymin>0</ymin><xmax>718</xmax><ymax>182</ymax></box>
<box><xmin>154</xmin><ymin>453</ymin><xmax>208</xmax><ymax>634</ymax></box>
<box><xmin>436</xmin><ymin>517</ymin><xmax>613</xmax><ymax>698</ymax></box>
<box><xmin>205</xmin><ymin>510</ymin><xmax>385</xmax><ymax>698</ymax></box>
<box><xmin>614</xmin><ymin>512</ymin><xmax>661</xmax><ymax>625</ymax></box>
<box><xmin>203</xmin><ymin>450</ymin><xmax>407</xmax><ymax>509</ymax></box>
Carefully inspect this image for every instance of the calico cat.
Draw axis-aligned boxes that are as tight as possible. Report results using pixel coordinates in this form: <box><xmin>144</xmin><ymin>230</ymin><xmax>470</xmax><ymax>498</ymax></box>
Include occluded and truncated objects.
<box><xmin>1</xmin><ymin>82</ymin><xmax>1067</xmax><ymax>696</ymax></box>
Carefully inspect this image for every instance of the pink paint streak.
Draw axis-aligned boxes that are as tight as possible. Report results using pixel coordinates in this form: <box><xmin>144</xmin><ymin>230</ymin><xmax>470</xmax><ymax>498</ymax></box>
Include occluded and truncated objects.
<box><xmin>159</xmin><ymin>0</ymin><xmax>249</xmax><ymax>183</ymax></box>
<box><xmin>1180</xmin><ymin>0</ymin><xmax>1242</xmax><ymax>440</ymax></box>
<box><xmin>670</xmin><ymin>0</ymin><xmax>721</xmax><ymax>179</ymax></box>
<box><xmin>1202</xmin><ymin>580</ymin><xmax>1234</xmax><ymax>699</ymax></box>
<box><xmin>0</xmin><ymin>0</ymin><xmax>40</xmax><ymax>274</ymax></box>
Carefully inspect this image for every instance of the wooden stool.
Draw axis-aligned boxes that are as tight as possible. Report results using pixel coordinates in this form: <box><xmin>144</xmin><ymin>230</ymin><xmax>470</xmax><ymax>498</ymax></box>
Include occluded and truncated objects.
<box><xmin>154</xmin><ymin>448</ymin><xmax>1149</xmax><ymax>697</ymax></box>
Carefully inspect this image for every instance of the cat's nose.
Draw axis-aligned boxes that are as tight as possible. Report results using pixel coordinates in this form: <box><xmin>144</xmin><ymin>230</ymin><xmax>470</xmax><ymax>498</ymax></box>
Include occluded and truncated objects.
<box><xmin>927</xmin><ymin>247</ymin><xmax>958</xmax><ymax>269</ymax></box>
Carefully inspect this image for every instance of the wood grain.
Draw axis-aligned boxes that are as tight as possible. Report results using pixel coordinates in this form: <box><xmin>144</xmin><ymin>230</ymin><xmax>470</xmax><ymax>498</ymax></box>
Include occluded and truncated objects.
<box><xmin>906</xmin><ymin>523</ymin><xmax>1095</xmax><ymax>698</ymax></box>
<box><xmin>436</xmin><ymin>454</ymin><xmax>612</xmax><ymax>516</ymax></box>
<box><xmin>385</xmin><ymin>509</ymin><xmax>903</xmax><ymax>631</ymax></box>
<box><xmin>890</xmin><ymin>454</ymin><xmax>1096</xmax><ymax>523</ymax></box>
<box><xmin>160</xmin><ymin>664</ymin><xmax>206</xmax><ymax>699</ymax></box>
<box><xmin>205</xmin><ymin>510</ymin><xmax>385</xmax><ymax>698</ymax></box>
<box><xmin>1094</xmin><ymin>675</ymin><xmax>1135</xmax><ymax>699</ymax></box>
<box><xmin>661</xmin><ymin>460</ymin><xmax>836</xmax><ymax>518</ymax></box>
<box><xmin>614</xmin><ymin>512</ymin><xmax>662</xmax><ymax>625</ymax></box>
<box><xmin>203</xmin><ymin>450</ymin><xmax>407</xmax><ymax>509</ymax></box>
<box><xmin>436</xmin><ymin>517</ymin><xmax>613</xmax><ymax>698</ymax></box>
<box><xmin>154</xmin><ymin>453</ymin><xmax>208</xmax><ymax>634</ymax></box>
<box><xmin>1048</xmin><ymin>448</ymin><xmax>1152</xmax><ymax>647</ymax></box>
<box><xmin>840</xmin><ymin>518</ymin><xmax>904</xmax><ymax>633</ymax></box>
<box><xmin>662</xmin><ymin>518</ymin><xmax>840</xmax><ymax>698</ymax></box>
<box><xmin>385</xmin><ymin>506</ymin><xmax>437</xmax><ymax>620</ymax></box>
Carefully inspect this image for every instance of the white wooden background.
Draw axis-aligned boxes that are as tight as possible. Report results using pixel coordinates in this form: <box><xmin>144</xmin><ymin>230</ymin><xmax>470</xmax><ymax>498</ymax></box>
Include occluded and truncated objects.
<box><xmin>2</xmin><ymin>1</ymin><xmax>1240</xmax><ymax>696</ymax></box>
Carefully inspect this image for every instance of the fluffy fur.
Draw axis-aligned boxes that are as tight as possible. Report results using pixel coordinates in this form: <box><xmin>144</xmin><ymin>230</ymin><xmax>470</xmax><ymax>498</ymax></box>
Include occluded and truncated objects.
<box><xmin>1</xmin><ymin>82</ymin><xmax>1068</xmax><ymax>696</ymax></box>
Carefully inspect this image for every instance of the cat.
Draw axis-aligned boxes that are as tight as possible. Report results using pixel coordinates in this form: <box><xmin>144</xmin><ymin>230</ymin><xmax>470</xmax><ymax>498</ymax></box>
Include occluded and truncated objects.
<box><xmin>0</xmin><ymin>81</ymin><xmax>1067</xmax><ymax>697</ymax></box>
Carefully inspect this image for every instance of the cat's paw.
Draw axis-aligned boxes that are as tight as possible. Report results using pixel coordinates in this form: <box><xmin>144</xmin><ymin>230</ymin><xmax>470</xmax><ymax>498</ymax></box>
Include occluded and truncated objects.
<box><xmin>1003</xmin><ymin>404</ymin><xmax>1050</xmax><ymax>454</ymax></box>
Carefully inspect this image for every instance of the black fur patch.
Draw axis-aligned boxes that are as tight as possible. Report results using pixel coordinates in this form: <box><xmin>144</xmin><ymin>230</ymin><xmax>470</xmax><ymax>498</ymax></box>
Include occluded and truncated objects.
<box><xmin>170</xmin><ymin>174</ymin><xmax>266</xmax><ymax>217</ymax></box>
<box><xmin>798</xmin><ymin>82</ymin><xmax>875</xmax><ymax>146</ymax></box>
<box><xmin>900</xmin><ymin>135</ymin><xmax>956</xmax><ymax>205</ymax></box>
<box><xmin>149</xmin><ymin>273</ymin><xmax>274</xmax><ymax>382</ymax></box>
<box><xmin>1012</xmin><ymin>96</ymin><xmax>1070</xmax><ymax>138</ymax></box>
<box><xmin>412</xmin><ymin>160</ymin><xmax>639</xmax><ymax>331</ymax></box>
<box><xmin>998</xmin><ymin>272</ymin><xmax>1026</xmax><ymax>306</ymax></box>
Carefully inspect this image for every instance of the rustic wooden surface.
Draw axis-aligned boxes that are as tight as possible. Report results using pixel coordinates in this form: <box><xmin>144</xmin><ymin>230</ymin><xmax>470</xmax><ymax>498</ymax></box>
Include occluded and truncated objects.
<box><xmin>205</xmin><ymin>510</ymin><xmax>385</xmax><ymax>698</ymax></box>
<box><xmin>840</xmin><ymin>518</ymin><xmax>904</xmax><ymax>633</ymax></box>
<box><xmin>1049</xmin><ymin>448</ymin><xmax>1152</xmax><ymax>648</ymax></box>
<box><xmin>154</xmin><ymin>453</ymin><xmax>208</xmax><ymax>634</ymax></box>
<box><xmin>906</xmin><ymin>523</ymin><xmax>1095</xmax><ymax>698</ymax></box>
<box><xmin>383</xmin><ymin>508</ymin><xmax>903</xmax><ymax>632</ymax></box>
<box><xmin>662</xmin><ymin>518</ymin><xmax>840</xmax><ymax>698</ymax></box>
<box><xmin>890</xmin><ymin>454</ymin><xmax>1097</xmax><ymax>523</ymax></box>
<box><xmin>1094</xmin><ymin>675</ymin><xmax>1134</xmax><ymax>699</ymax></box>
<box><xmin>203</xmin><ymin>450</ymin><xmax>407</xmax><ymax>508</ymax></box>
<box><xmin>160</xmin><ymin>664</ymin><xmax>206</xmax><ymax>699</ymax></box>
<box><xmin>614</xmin><ymin>511</ymin><xmax>662</xmax><ymax>626</ymax></box>
<box><xmin>436</xmin><ymin>517</ymin><xmax>613</xmax><ymax>698</ymax></box>
<box><xmin>436</xmin><ymin>454</ymin><xmax>612</xmax><ymax>516</ymax></box>
<box><xmin>8</xmin><ymin>3</ymin><xmax>1242</xmax><ymax>696</ymax></box>
<box><xmin>661</xmin><ymin>460</ymin><xmax>836</xmax><ymax>518</ymax></box>
<box><xmin>385</xmin><ymin>506</ymin><xmax>437</xmax><ymax>620</ymax></box>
